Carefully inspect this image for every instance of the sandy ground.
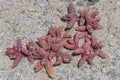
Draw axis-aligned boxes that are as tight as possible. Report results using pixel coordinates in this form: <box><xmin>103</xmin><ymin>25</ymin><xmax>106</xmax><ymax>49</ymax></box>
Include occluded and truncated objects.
<box><xmin>0</xmin><ymin>0</ymin><xmax>120</xmax><ymax>80</ymax></box>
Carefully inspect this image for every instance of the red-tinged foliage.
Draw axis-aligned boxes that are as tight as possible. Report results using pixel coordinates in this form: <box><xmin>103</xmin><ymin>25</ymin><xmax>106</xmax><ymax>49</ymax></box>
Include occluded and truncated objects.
<box><xmin>62</xmin><ymin>3</ymin><xmax>106</xmax><ymax>67</ymax></box>
<box><xmin>78</xmin><ymin>7</ymin><xmax>103</xmax><ymax>30</ymax></box>
<box><xmin>38</xmin><ymin>26</ymin><xmax>73</xmax><ymax>66</ymax></box>
<box><xmin>26</xmin><ymin>39</ymin><xmax>41</xmax><ymax>64</ymax></box>
<box><xmin>36</xmin><ymin>26</ymin><xmax>73</xmax><ymax>77</ymax></box>
<box><xmin>35</xmin><ymin>48</ymin><xmax>55</xmax><ymax>78</ymax></box>
<box><xmin>49</xmin><ymin>52</ymin><xmax>73</xmax><ymax>66</ymax></box>
<box><xmin>74</xmin><ymin>35</ymin><xmax>106</xmax><ymax>66</ymax></box>
<box><xmin>6</xmin><ymin>39</ymin><xmax>29</xmax><ymax>68</ymax></box>
<box><xmin>62</xmin><ymin>3</ymin><xmax>79</xmax><ymax>29</ymax></box>
<box><xmin>5</xmin><ymin>3</ymin><xmax>106</xmax><ymax>78</ymax></box>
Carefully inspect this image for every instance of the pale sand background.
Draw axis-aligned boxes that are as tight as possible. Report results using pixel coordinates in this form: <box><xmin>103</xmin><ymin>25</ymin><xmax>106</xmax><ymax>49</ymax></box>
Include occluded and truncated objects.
<box><xmin>0</xmin><ymin>0</ymin><xmax>120</xmax><ymax>80</ymax></box>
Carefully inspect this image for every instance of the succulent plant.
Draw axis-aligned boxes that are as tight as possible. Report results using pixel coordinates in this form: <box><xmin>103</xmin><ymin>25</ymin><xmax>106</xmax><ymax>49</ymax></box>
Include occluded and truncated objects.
<box><xmin>6</xmin><ymin>3</ymin><xmax>106</xmax><ymax>78</ymax></box>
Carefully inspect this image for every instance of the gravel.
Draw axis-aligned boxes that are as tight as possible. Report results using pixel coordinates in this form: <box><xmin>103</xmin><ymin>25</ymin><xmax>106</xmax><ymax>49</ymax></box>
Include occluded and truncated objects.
<box><xmin>0</xmin><ymin>0</ymin><xmax>120</xmax><ymax>80</ymax></box>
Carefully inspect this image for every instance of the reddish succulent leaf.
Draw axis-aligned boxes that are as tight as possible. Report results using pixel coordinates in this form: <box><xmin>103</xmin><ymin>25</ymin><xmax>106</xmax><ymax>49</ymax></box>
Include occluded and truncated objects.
<box><xmin>21</xmin><ymin>48</ymin><xmax>30</xmax><ymax>56</ymax></box>
<box><xmin>37</xmin><ymin>37</ymin><xmax>48</xmax><ymax>48</ymax></box>
<box><xmin>86</xmin><ymin>25</ymin><xmax>94</xmax><ymax>34</ymax></box>
<box><xmin>74</xmin><ymin>32</ymin><xmax>87</xmax><ymax>44</ymax></box>
<box><xmin>62</xmin><ymin>52</ymin><xmax>73</xmax><ymax>63</ymax></box>
<box><xmin>56</xmin><ymin>26</ymin><xmax>64</xmax><ymax>38</ymax></box>
<box><xmin>62</xmin><ymin>30</ymin><xmax>72</xmax><ymax>38</ymax></box>
<box><xmin>91</xmin><ymin>35</ymin><xmax>97</xmax><ymax>46</ymax></box>
<box><xmin>84</xmin><ymin>7</ymin><xmax>91</xmax><ymax>20</ymax></box>
<box><xmin>67</xmin><ymin>39</ymin><xmax>75</xmax><ymax>44</ymax></box>
<box><xmin>98</xmin><ymin>50</ymin><xmax>107</xmax><ymax>59</ymax></box>
<box><xmin>74</xmin><ymin>32</ymin><xmax>80</xmax><ymax>45</ymax></box>
<box><xmin>53</xmin><ymin>53</ymin><xmax>62</xmax><ymax>66</ymax></box>
<box><xmin>45</xmin><ymin>59</ymin><xmax>55</xmax><ymax>78</ymax></box>
<box><xmin>67</xmin><ymin>19</ymin><xmax>77</xmax><ymax>29</ymax></box>
<box><xmin>48</xmin><ymin>52</ymin><xmax>55</xmax><ymax>60</ymax></box>
<box><xmin>48</xmin><ymin>26</ymin><xmax>56</xmax><ymax>37</ymax></box>
<box><xmin>64</xmin><ymin>41</ymin><xmax>78</xmax><ymax>50</ymax></box>
<box><xmin>74</xmin><ymin>32</ymin><xmax>87</xmax><ymax>45</ymax></box>
<box><xmin>6</xmin><ymin>48</ymin><xmax>16</xmax><ymax>56</ymax></box>
<box><xmin>62</xmin><ymin>3</ymin><xmax>79</xmax><ymax>29</ymax></box>
<box><xmin>35</xmin><ymin>61</ymin><xmax>43</xmax><ymax>72</ymax></box>
<box><xmin>76</xmin><ymin>26</ymin><xmax>86</xmax><ymax>32</ymax></box>
<box><xmin>74</xmin><ymin>48</ymin><xmax>85</xmax><ymax>55</ymax></box>
<box><xmin>81</xmin><ymin>40</ymin><xmax>91</xmax><ymax>49</ymax></box>
<box><xmin>87</xmin><ymin>52</ymin><xmax>98</xmax><ymax>64</ymax></box>
<box><xmin>58</xmin><ymin>39</ymin><xmax>66</xmax><ymax>47</ymax></box>
<box><xmin>68</xmin><ymin>3</ymin><xmax>75</xmax><ymax>13</ymax></box>
<box><xmin>12</xmin><ymin>53</ymin><xmax>23</xmax><ymax>68</ymax></box>
<box><xmin>51</xmin><ymin>44</ymin><xmax>60</xmax><ymax>52</ymax></box>
<box><xmin>85</xmin><ymin>46</ymin><xmax>93</xmax><ymax>53</ymax></box>
<box><xmin>62</xmin><ymin>16</ymin><xmax>70</xmax><ymax>21</ymax></box>
<box><xmin>78</xmin><ymin>54</ymin><xmax>88</xmax><ymax>67</ymax></box>
<box><xmin>40</xmin><ymin>58</ymin><xmax>46</xmax><ymax>66</ymax></box>
<box><xmin>47</xmin><ymin>35</ymin><xmax>54</xmax><ymax>45</ymax></box>
<box><xmin>28</xmin><ymin>55</ymin><xmax>34</xmax><ymax>64</ymax></box>
<box><xmin>37</xmin><ymin>48</ymin><xmax>47</xmax><ymax>58</ymax></box>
